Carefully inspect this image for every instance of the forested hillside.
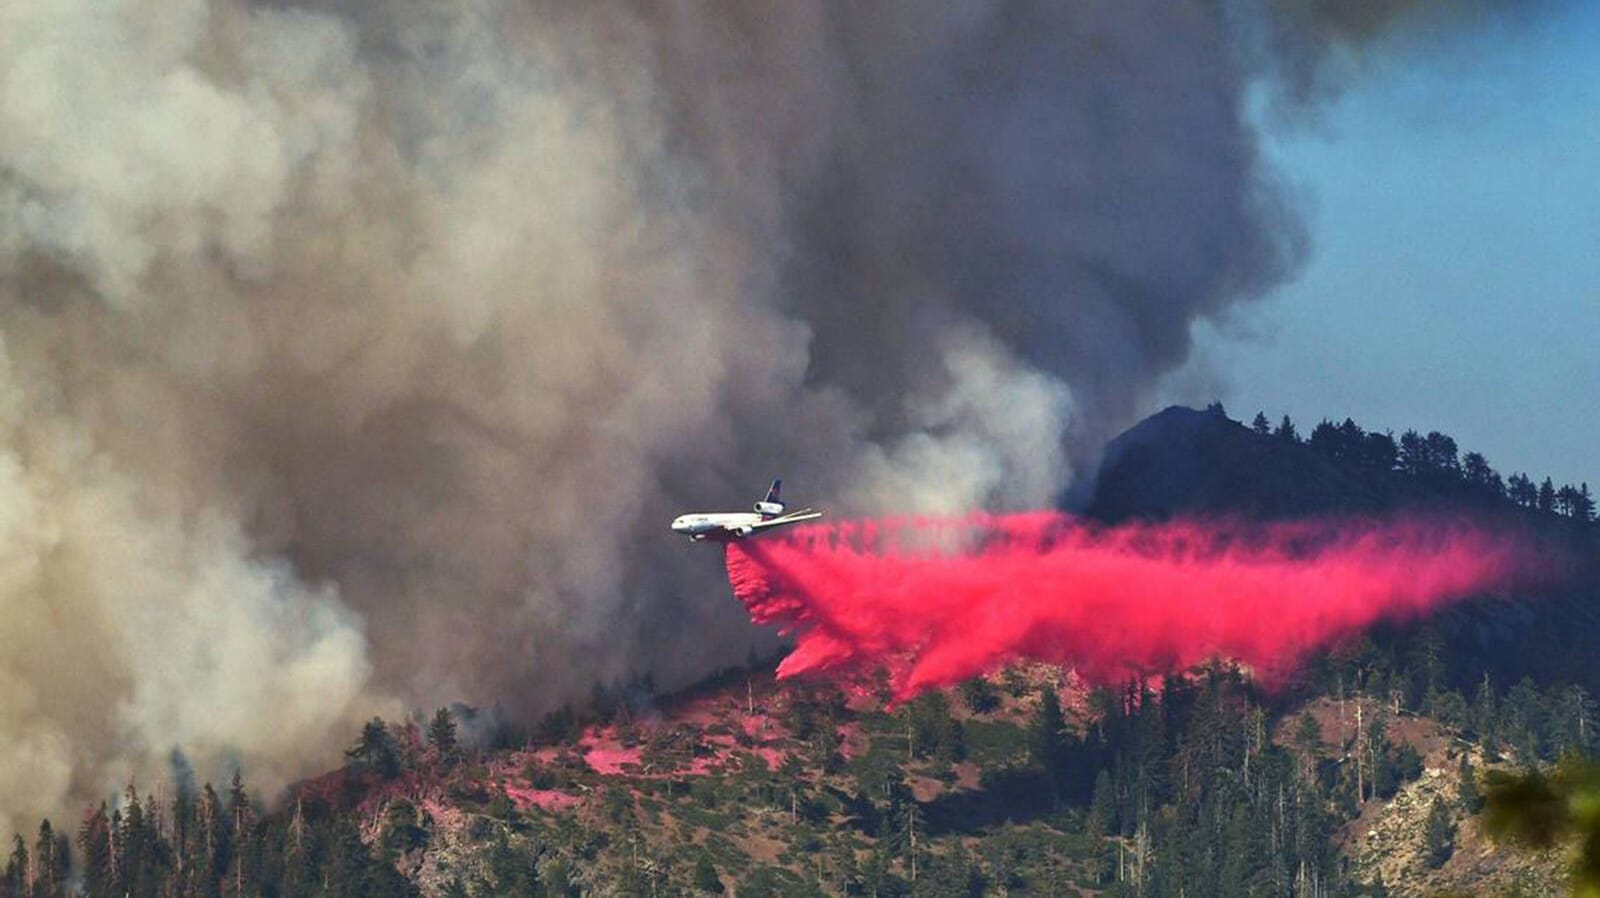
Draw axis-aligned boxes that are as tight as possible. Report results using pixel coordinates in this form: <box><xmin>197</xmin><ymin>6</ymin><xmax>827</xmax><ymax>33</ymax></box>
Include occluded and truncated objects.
<box><xmin>3</xmin><ymin>406</ymin><xmax>1593</xmax><ymax>898</ymax></box>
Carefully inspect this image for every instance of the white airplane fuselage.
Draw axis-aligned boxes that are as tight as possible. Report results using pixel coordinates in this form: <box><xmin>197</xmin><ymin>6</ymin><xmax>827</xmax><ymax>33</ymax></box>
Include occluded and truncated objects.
<box><xmin>671</xmin><ymin>478</ymin><xmax>823</xmax><ymax>541</ymax></box>
<box><xmin>670</xmin><ymin>511</ymin><xmax>769</xmax><ymax>540</ymax></box>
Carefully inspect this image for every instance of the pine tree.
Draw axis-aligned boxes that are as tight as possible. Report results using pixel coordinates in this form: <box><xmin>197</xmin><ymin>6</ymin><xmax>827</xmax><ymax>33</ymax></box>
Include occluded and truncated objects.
<box><xmin>1424</xmin><ymin>431</ymin><xmax>1460</xmax><ymax>474</ymax></box>
<box><xmin>1274</xmin><ymin>415</ymin><xmax>1299</xmax><ymax>443</ymax></box>
<box><xmin>1463</xmin><ymin>451</ymin><xmax>1494</xmax><ymax>487</ymax></box>
<box><xmin>195</xmin><ymin>783</ymin><xmax>226</xmax><ymax>898</ymax></box>
<box><xmin>1424</xmin><ymin>798</ymin><xmax>1455</xmax><ymax>868</ymax></box>
<box><xmin>322</xmin><ymin>820</ymin><xmax>373</xmax><ymax>898</ymax></box>
<box><xmin>1309</xmin><ymin>419</ymin><xmax>1339</xmax><ymax>456</ymax></box>
<box><xmin>1473</xmin><ymin>674</ymin><xmax>1499</xmax><ymax>747</ymax></box>
<box><xmin>1028</xmin><ymin>688</ymin><xmax>1067</xmax><ymax>800</ymax></box>
<box><xmin>1557</xmin><ymin>484</ymin><xmax>1579</xmax><ymax>517</ymax></box>
<box><xmin>1508</xmin><ymin>473</ymin><xmax>1536</xmax><ymax>506</ymax></box>
<box><xmin>1538</xmin><ymin>477</ymin><xmax>1557</xmax><ymax>513</ymax></box>
<box><xmin>224</xmin><ymin>771</ymin><xmax>251</xmax><ymax>898</ymax></box>
<box><xmin>281</xmin><ymin>799</ymin><xmax>314</xmax><ymax>898</ymax></box>
<box><xmin>693</xmin><ymin>854</ymin><xmax>726</xmax><ymax>894</ymax></box>
<box><xmin>3</xmin><ymin>835</ymin><xmax>26</xmax><ymax>898</ymax></box>
<box><xmin>1458</xmin><ymin>754</ymin><xmax>1484</xmax><ymax>813</ymax></box>
<box><xmin>1398</xmin><ymin>430</ymin><xmax>1427</xmax><ymax>476</ymax></box>
<box><xmin>1088</xmin><ymin>769</ymin><xmax>1116</xmax><ymax>838</ymax></box>
<box><xmin>957</xmin><ymin>677</ymin><xmax>999</xmax><ymax>715</ymax></box>
<box><xmin>1367</xmin><ymin>712</ymin><xmax>1400</xmax><ymax>799</ymax></box>
<box><xmin>427</xmin><ymin>707</ymin><xmax>459</xmax><ymax>766</ymax></box>
<box><xmin>1252</xmin><ymin>411</ymin><xmax>1271</xmax><ymax>435</ymax></box>
<box><xmin>31</xmin><ymin>819</ymin><xmax>59</xmax><ymax>898</ymax></box>
<box><xmin>117</xmin><ymin>789</ymin><xmax>142</xmax><ymax>898</ymax></box>
<box><xmin>79</xmin><ymin>805</ymin><xmax>114</xmax><ymax>898</ymax></box>
<box><xmin>1576</xmin><ymin>483</ymin><xmax>1596</xmax><ymax>523</ymax></box>
<box><xmin>540</xmin><ymin>859</ymin><xmax>574</xmax><ymax>897</ymax></box>
<box><xmin>347</xmin><ymin>718</ymin><xmax>401</xmax><ymax>778</ymax></box>
<box><xmin>1363</xmin><ymin>429</ymin><xmax>1399</xmax><ymax>471</ymax></box>
<box><xmin>1558</xmin><ymin>684</ymin><xmax>1598</xmax><ymax>754</ymax></box>
<box><xmin>485</xmin><ymin>832</ymin><xmax>532</xmax><ymax>896</ymax></box>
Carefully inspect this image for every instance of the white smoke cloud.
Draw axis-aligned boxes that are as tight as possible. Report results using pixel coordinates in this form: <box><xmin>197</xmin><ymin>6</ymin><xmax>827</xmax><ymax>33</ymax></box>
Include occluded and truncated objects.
<box><xmin>847</xmin><ymin>328</ymin><xmax>1075</xmax><ymax>515</ymax></box>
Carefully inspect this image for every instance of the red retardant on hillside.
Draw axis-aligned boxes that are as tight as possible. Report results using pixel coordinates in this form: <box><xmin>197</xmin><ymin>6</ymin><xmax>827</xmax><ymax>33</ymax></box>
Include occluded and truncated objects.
<box><xmin>724</xmin><ymin>512</ymin><xmax>1545</xmax><ymax>703</ymax></box>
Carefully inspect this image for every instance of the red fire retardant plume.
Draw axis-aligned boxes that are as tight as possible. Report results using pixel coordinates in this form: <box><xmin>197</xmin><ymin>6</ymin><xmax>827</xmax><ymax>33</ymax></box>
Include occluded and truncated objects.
<box><xmin>724</xmin><ymin>512</ymin><xmax>1544</xmax><ymax>702</ymax></box>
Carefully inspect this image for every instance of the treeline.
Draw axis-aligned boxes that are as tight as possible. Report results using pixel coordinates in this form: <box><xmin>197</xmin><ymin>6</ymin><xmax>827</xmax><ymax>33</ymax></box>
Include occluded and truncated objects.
<box><xmin>1306</xmin><ymin>628</ymin><xmax>1599</xmax><ymax>768</ymax></box>
<box><xmin>0</xmin><ymin>771</ymin><xmax>418</xmax><ymax>898</ymax></box>
<box><xmin>1243</xmin><ymin>406</ymin><xmax>1596</xmax><ymax>523</ymax></box>
<box><xmin>3</xmin><ymin>659</ymin><xmax>1583</xmax><ymax>897</ymax></box>
<box><xmin>1006</xmin><ymin>667</ymin><xmax>1363</xmax><ymax>897</ymax></box>
<box><xmin>0</xmin><ymin>714</ymin><xmax>469</xmax><ymax>898</ymax></box>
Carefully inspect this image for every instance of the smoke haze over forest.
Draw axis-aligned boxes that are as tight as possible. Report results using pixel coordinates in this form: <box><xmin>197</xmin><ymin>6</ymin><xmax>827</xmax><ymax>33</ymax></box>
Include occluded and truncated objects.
<box><xmin>0</xmin><ymin>0</ymin><xmax>1567</xmax><ymax>832</ymax></box>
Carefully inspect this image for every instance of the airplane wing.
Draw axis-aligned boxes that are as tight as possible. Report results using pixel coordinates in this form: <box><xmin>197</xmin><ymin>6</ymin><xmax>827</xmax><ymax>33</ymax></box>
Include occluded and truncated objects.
<box><xmin>747</xmin><ymin>508</ymin><xmax>823</xmax><ymax>534</ymax></box>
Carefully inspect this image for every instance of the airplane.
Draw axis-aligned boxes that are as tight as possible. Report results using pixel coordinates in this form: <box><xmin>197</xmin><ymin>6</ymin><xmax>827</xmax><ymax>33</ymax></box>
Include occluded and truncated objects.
<box><xmin>670</xmin><ymin>479</ymin><xmax>823</xmax><ymax>542</ymax></box>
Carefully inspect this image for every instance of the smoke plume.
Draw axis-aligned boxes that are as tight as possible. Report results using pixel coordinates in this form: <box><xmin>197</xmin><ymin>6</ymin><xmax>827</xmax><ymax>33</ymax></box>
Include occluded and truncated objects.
<box><xmin>726</xmin><ymin>513</ymin><xmax>1548</xmax><ymax>702</ymax></box>
<box><xmin>0</xmin><ymin>0</ymin><xmax>1537</xmax><ymax>829</ymax></box>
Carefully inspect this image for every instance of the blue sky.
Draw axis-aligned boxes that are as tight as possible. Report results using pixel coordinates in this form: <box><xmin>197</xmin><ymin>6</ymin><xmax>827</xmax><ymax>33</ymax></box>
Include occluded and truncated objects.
<box><xmin>1173</xmin><ymin>2</ymin><xmax>1599</xmax><ymax>488</ymax></box>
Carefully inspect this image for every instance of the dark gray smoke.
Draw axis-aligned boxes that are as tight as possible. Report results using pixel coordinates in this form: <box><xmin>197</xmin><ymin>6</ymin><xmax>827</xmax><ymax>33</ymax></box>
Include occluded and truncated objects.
<box><xmin>0</xmin><ymin>0</ymin><xmax>1515</xmax><ymax>829</ymax></box>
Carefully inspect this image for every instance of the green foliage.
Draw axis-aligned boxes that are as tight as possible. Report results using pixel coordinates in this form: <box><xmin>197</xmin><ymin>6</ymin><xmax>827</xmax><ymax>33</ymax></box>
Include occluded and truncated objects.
<box><xmin>1459</xmin><ymin>754</ymin><xmax>1485</xmax><ymax>814</ymax></box>
<box><xmin>1425</xmin><ymin>797</ymin><xmax>1456</xmax><ymax>869</ymax></box>
<box><xmin>427</xmin><ymin>707</ymin><xmax>460</xmax><ymax>765</ymax></box>
<box><xmin>381</xmin><ymin>799</ymin><xmax>427</xmax><ymax>855</ymax></box>
<box><xmin>958</xmin><ymin>677</ymin><xmax>1000</xmax><ymax>715</ymax></box>
<box><xmin>541</xmin><ymin>858</ymin><xmax>576</xmax><ymax>897</ymax></box>
<box><xmin>693</xmin><ymin>854</ymin><xmax>725</xmax><ymax>894</ymax></box>
<box><xmin>1483</xmin><ymin>757</ymin><xmax>1600</xmax><ymax>895</ymax></box>
<box><xmin>1026</xmin><ymin>688</ymin><xmax>1066</xmax><ymax>773</ymax></box>
<box><xmin>1394</xmin><ymin>742</ymin><xmax>1424</xmax><ymax>783</ymax></box>
<box><xmin>346</xmin><ymin>718</ymin><xmax>401</xmax><ymax>779</ymax></box>
<box><xmin>486</xmin><ymin>787</ymin><xmax>517</xmax><ymax>821</ymax></box>
<box><xmin>23</xmin><ymin>547</ymin><xmax>1600</xmax><ymax>898</ymax></box>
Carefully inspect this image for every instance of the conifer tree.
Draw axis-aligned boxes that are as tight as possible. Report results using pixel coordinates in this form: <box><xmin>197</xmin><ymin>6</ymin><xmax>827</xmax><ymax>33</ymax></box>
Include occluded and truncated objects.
<box><xmin>322</xmin><ymin>820</ymin><xmax>373</xmax><ymax>898</ymax></box>
<box><xmin>541</xmin><ymin>859</ymin><xmax>574</xmax><ymax>897</ymax></box>
<box><xmin>1538</xmin><ymin>477</ymin><xmax>1557</xmax><ymax>513</ymax></box>
<box><xmin>3</xmin><ymin>835</ymin><xmax>26</xmax><ymax>898</ymax></box>
<box><xmin>1088</xmin><ymin>769</ymin><xmax>1116</xmax><ymax>839</ymax></box>
<box><xmin>1424</xmin><ymin>798</ymin><xmax>1455</xmax><ymax>868</ymax></box>
<box><xmin>1252</xmin><ymin>411</ymin><xmax>1271</xmax><ymax>435</ymax></box>
<box><xmin>1463</xmin><ymin>451</ymin><xmax>1494</xmax><ymax>487</ymax></box>
<box><xmin>1557</xmin><ymin>484</ymin><xmax>1579</xmax><ymax>517</ymax></box>
<box><xmin>1578</xmin><ymin>482</ymin><xmax>1597</xmax><ymax>523</ymax></box>
<box><xmin>1424</xmin><ymin>431</ymin><xmax>1460</xmax><ymax>474</ymax></box>
<box><xmin>79</xmin><ymin>804</ymin><xmax>114</xmax><ymax>898</ymax></box>
<box><xmin>347</xmin><ymin>718</ymin><xmax>401</xmax><ymax>778</ymax></box>
<box><xmin>31</xmin><ymin>819</ymin><xmax>58</xmax><ymax>898</ymax></box>
<box><xmin>1507</xmin><ymin>472</ymin><xmax>1530</xmax><ymax>505</ymax></box>
<box><xmin>693</xmin><ymin>854</ymin><xmax>726</xmax><ymax>894</ymax></box>
<box><xmin>1473</xmin><ymin>674</ymin><xmax>1499</xmax><ymax>746</ymax></box>
<box><xmin>1399</xmin><ymin>429</ymin><xmax>1427</xmax><ymax>475</ymax></box>
<box><xmin>1458</xmin><ymin>754</ymin><xmax>1483</xmax><ymax>813</ymax></box>
<box><xmin>223</xmin><ymin>771</ymin><xmax>252</xmax><ymax>898</ymax></box>
<box><xmin>1363</xmin><ymin>429</ymin><xmax>1399</xmax><ymax>471</ymax></box>
<box><xmin>957</xmin><ymin>677</ymin><xmax>999</xmax><ymax>715</ymax></box>
<box><xmin>1028</xmin><ymin>688</ymin><xmax>1068</xmax><ymax>799</ymax></box>
<box><xmin>427</xmin><ymin>707</ymin><xmax>460</xmax><ymax>766</ymax></box>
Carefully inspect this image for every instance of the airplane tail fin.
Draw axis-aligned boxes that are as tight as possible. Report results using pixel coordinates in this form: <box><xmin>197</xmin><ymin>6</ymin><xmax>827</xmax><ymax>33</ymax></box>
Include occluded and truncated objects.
<box><xmin>753</xmin><ymin>478</ymin><xmax>785</xmax><ymax>517</ymax></box>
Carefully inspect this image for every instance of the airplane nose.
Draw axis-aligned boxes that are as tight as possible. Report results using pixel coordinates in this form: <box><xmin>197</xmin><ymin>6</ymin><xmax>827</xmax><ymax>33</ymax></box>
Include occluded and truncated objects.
<box><xmin>670</xmin><ymin>518</ymin><xmax>687</xmax><ymax>533</ymax></box>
